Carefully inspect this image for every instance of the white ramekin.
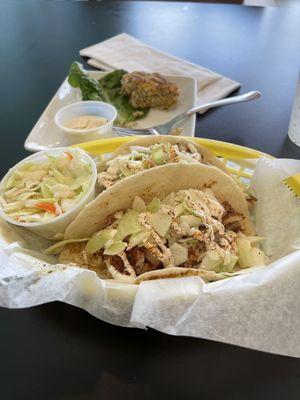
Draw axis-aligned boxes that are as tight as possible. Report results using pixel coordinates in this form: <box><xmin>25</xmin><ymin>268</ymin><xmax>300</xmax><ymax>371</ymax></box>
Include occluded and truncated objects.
<box><xmin>0</xmin><ymin>147</ymin><xmax>97</xmax><ymax>240</ymax></box>
<box><xmin>55</xmin><ymin>101</ymin><xmax>117</xmax><ymax>144</ymax></box>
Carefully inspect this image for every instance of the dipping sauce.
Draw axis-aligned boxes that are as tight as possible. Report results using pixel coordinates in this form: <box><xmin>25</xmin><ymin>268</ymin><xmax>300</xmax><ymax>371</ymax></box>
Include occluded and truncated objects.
<box><xmin>64</xmin><ymin>115</ymin><xmax>108</xmax><ymax>131</ymax></box>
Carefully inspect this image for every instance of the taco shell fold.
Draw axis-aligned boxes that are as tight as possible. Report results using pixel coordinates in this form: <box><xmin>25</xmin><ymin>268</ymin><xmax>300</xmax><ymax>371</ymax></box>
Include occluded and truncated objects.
<box><xmin>100</xmin><ymin>135</ymin><xmax>228</xmax><ymax>173</ymax></box>
<box><xmin>65</xmin><ymin>163</ymin><xmax>253</xmax><ymax>240</ymax></box>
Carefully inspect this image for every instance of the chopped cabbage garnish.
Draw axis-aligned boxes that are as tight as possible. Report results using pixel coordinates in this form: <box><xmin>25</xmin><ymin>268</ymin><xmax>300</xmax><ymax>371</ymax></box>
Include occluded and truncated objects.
<box><xmin>58</xmin><ymin>191</ymin><xmax>267</xmax><ymax>279</ymax></box>
<box><xmin>132</xmin><ymin>195</ymin><xmax>146</xmax><ymax>212</ymax></box>
<box><xmin>150</xmin><ymin>145</ymin><xmax>167</xmax><ymax>165</ymax></box>
<box><xmin>148</xmin><ymin>212</ymin><xmax>172</xmax><ymax>237</ymax></box>
<box><xmin>236</xmin><ymin>235</ymin><xmax>253</xmax><ymax>268</ymax></box>
<box><xmin>201</xmin><ymin>251</ymin><xmax>223</xmax><ymax>271</ymax></box>
<box><xmin>104</xmin><ymin>241</ymin><xmax>127</xmax><ymax>256</ymax></box>
<box><xmin>45</xmin><ymin>238</ymin><xmax>89</xmax><ymax>255</ymax></box>
<box><xmin>250</xmin><ymin>247</ymin><xmax>266</xmax><ymax>266</ymax></box>
<box><xmin>98</xmin><ymin>143</ymin><xmax>203</xmax><ymax>189</ymax></box>
<box><xmin>114</xmin><ymin>210</ymin><xmax>141</xmax><ymax>241</ymax></box>
<box><xmin>128</xmin><ymin>230</ymin><xmax>150</xmax><ymax>249</ymax></box>
<box><xmin>86</xmin><ymin>229</ymin><xmax>116</xmax><ymax>254</ymax></box>
<box><xmin>179</xmin><ymin>215</ymin><xmax>202</xmax><ymax>228</ymax></box>
<box><xmin>147</xmin><ymin>197</ymin><xmax>161</xmax><ymax>213</ymax></box>
<box><xmin>236</xmin><ymin>233</ymin><xmax>266</xmax><ymax>268</ymax></box>
<box><xmin>170</xmin><ymin>243</ymin><xmax>188</xmax><ymax>266</ymax></box>
<box><xmin>1</xmin><ymin>150</ymin><xmax>92</xmax><ymax>223</ymax></box>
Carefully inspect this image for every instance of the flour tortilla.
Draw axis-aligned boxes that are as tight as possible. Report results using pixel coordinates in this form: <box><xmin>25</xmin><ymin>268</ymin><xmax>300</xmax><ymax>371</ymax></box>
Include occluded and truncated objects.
<box><xmin>99</xmin><ymin>135</ymin><xmax>228</xmax><ymax>173</ymax></box>
<box><xmin>62</xmin><ymin>163</ymin><xmax>255</xmax><ymax>283</ymax></box>
<box><xmin>58</xmin><ymin>248</ymin><xmax>251</xmax><ymax>284</ymax></box>
<box><xmin>65</xmin><ymin>163</ymin><xmax>253</xmax><ymax>240</ymax></box>
<box><xmin>135</xmin><ymin>267</ymin><xmax>231</xmax><ymax>284</ymax></box>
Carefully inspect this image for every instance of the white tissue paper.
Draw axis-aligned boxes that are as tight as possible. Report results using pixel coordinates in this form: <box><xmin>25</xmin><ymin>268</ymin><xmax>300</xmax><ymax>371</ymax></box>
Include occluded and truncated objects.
<box><xmin>1</xmin><ymin>158</ymin><xmax>300</xmax><ymax>357</ymax></box>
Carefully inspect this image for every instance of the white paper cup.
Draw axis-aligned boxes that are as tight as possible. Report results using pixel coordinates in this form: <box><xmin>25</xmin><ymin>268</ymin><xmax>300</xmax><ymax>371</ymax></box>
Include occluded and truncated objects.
<box><xmin>55</xmin><ymin>101</ymin><xmax>117</xmax><ymax>144</ymax></box>
<box><xmin>0</xmin><ymin>148</ymin><xmax>97</xmax><ymax>240</ymax></box>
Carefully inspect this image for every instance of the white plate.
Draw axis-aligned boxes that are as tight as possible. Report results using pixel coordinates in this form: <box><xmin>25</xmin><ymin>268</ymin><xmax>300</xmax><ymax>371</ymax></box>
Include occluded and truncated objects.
<box><xmin>25</xmin><ymin>71</ymin><xmax>196</xmax><ymax>152</ymax></box>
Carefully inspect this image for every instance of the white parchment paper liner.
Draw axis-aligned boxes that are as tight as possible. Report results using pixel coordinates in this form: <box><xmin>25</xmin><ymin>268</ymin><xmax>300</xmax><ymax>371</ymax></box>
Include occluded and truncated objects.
<box><xmin>0</xmin><ymin>158</ymin><xmax>300</xmax><ymax>357</ymax></box>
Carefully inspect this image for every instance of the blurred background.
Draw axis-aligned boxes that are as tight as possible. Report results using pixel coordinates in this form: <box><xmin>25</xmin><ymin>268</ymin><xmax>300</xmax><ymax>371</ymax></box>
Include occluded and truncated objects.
<box><xmin>147</xmin><ymin>0</ymin><xmax>299</xmax><ymax>5</ymax></box>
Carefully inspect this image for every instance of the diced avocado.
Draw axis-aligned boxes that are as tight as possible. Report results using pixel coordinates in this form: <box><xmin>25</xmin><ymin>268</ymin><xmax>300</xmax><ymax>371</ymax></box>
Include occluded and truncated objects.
<box><xmin>147</xmin><ymin>197</ymin><xmax>161</xmax><ymax>213</ymax></box>
<box><xmin>201</xmin><ymin>251</ymin><xmax>223</xmax><ymax>271</ymax></box>
<box><xmin>179</xmin><ymin>215</ymin><xmax>202</xmax><ymax>228</ymax></box>
<box><xmin>170</xmin><ymin>243</ymin><xmax>188</xmax><ymax>266</ymax></box>
<box><xmin>104</xmin><ymin>241</ymin><xmax>127</xmax><ymax>256</ymax></box>
<box><xmin>114</xmin><ymin>210</ymin><xmax>141</xmax><ymax>241</ymax></box>
<box><xmin>132</xmin><ymin>195</ymin><xmax>146</xmax><ymax>212</ymax></box>
<box><xmin>148</xmin><ymin>212</ymin><xmax>172</xmax><ymax>237</ymax></box>
<box><xmin>150</xmin><ymin>145</ymin><xmax>166</xmax><ymax>165</ymax></box>
<box><xmin>85</xmin><ymin>229</ymin><xmax>115</xmax><ymax>254</ymax></box>
<box><xmin>129</xmin><ymin>230</ymin><xmax>150</xmax><ymax>248</ymax></box>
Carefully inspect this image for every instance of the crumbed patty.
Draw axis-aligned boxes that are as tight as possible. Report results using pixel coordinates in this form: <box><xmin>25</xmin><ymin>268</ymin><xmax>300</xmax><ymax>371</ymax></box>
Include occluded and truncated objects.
<box><xmin>121</xmin><ymin>71</ymin><xmax>179</xmax><ymax>110</ymax></box>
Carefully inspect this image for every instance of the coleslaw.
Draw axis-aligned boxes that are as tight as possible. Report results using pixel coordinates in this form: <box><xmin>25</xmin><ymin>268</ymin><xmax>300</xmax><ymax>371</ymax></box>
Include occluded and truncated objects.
<box><xmin>0</xmin><ymin>150</ymin><xmax>93</xmax><ymax>224</ymax></box>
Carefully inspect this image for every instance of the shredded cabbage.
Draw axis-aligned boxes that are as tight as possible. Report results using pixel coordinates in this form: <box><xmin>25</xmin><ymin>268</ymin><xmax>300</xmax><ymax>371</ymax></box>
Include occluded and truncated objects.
<box><xmin>53</xmin><ymin>189</ymin><xmax>267</xmax><ymax>278</ymax></box>
<box><xmin>98</xmin><ymin>143</ymin><xmax>203</xmax><ymax>189</ymax></box>
<box><xmin>1</xmin><ymin>150</ymin><xmax>92</xmax><ymax>223</ymax></box>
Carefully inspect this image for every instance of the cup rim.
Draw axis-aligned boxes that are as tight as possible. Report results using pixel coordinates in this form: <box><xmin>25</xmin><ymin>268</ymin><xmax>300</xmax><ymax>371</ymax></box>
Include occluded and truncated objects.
<box><xmin>0</xmin><ymin>147</ymin><xmax>97</xmax><ymax>228</ymax></box>
<box><xmin>55</xmin><ymin>101</ymin><xmax>117</xmax><ymax>135</ymax></box>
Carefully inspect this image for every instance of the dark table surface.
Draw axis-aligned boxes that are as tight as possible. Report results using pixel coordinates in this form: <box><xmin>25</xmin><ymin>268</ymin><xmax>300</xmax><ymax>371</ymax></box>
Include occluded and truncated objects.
<box><xmin>1</xmin><ymin>1</ymin><xmax>300</xmax><ymax>399</ymax></box>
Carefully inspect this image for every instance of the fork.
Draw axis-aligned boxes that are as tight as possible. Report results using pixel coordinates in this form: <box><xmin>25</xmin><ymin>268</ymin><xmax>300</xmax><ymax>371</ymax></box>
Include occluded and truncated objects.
<box><xmin>114</xmin><ymin>91</ymin><xmax>261</xmax><ymax>136</ymax></box>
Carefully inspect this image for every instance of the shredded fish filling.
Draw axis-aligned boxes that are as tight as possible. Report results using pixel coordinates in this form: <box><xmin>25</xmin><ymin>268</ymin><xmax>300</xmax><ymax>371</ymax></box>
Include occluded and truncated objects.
<box><xmin>58</xmin><ymin>189</ymin><xmax>267</xmax><ymax>279</ymax></box>
<box><xmin>98</xmin><ymin>143</ymin><xmax>203</xmax><ymax>189</ymax></box>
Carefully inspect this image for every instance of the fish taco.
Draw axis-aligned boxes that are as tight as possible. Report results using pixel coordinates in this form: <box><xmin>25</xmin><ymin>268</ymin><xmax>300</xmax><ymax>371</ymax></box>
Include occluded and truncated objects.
<box><xmin>97</xmin><ymin>135</ymin><xmax>228</xmax><ymax>190</ymax></box>
<box><xmin>47</xmin><ymin>164</ymin><xmax>266</xmax><ymax>284</ymax></box>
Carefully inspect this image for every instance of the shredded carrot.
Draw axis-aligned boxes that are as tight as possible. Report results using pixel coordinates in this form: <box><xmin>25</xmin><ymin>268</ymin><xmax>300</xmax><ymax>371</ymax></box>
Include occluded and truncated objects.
<box><xmin>64</xmin><ymin>152</ymin><xmax>73</xmax><ymax>160</ymax></box>
<box><xmin>35</xmin><ymin>202</ymin><xmax>56</xmax><ymax>214</ymax></box>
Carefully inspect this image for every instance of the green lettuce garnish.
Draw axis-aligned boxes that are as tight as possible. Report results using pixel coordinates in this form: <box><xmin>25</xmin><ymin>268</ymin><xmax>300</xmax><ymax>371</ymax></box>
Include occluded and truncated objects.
<box><xmin>68</xmin><ymin>62</ymin><xmax>149</xmax><ymax>126</ymax></box>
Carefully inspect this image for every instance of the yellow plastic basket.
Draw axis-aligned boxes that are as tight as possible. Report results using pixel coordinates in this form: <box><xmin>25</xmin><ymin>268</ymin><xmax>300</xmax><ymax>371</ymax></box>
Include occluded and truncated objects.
<box><xmin>74</xmin><ymin>137</ymin><xmax>273</xmax><ymax>183</ymax></box>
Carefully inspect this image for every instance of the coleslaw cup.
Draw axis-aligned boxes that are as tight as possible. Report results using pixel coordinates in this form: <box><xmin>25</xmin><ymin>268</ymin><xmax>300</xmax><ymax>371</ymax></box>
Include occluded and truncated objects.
<box><xmin>0</xmin><ymin>148</ymin><xmax>97</xmax><ymax>240</ymax></box>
